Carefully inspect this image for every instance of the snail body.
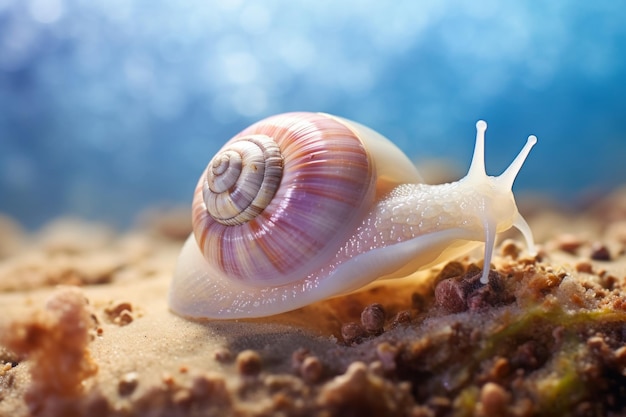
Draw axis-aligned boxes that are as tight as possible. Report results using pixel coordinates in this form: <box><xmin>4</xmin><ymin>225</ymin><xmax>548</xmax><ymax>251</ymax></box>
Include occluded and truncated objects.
<box><xmin>170</xmin><ymin>112</ymin><xmax>537</xmax><ymax>319</ymax></box>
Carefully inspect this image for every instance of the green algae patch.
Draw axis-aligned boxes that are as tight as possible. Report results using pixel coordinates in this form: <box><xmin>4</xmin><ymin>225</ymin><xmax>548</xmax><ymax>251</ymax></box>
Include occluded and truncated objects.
<box><xmin>531</xmin><ymin>344</ymin><xmax>588</xmax><ymax>416</ymax></box>
<box><xmin>396</xmin><ymin>299</ymin><xmax>626</xmax><ymax>416</ymax></box>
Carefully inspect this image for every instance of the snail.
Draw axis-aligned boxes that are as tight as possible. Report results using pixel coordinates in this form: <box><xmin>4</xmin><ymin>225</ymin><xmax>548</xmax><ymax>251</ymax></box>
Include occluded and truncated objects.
<box><xmin>169</xmin><ymin>112</ymin><xmax>537</xmax><ymax>319</ymax></box>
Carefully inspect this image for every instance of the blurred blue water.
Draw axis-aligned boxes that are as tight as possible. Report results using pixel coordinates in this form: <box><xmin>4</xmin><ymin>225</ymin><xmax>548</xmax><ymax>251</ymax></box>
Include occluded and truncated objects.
<box><xmin>0</xmin><ymin>0</ymin><xmax>625</xmax><ymax>228</ymax></box>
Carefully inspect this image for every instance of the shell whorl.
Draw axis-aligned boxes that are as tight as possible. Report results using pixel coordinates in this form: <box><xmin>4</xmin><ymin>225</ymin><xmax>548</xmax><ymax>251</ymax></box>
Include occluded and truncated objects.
<box><xmin>203</xmin><ymin>135</ymin><xmax>283</xmax><ymax>226</ymax></box>
<box><xmin>192</xmin><ymin>112</ymin><xmax>377</xmax><ymax>287</ymax></box>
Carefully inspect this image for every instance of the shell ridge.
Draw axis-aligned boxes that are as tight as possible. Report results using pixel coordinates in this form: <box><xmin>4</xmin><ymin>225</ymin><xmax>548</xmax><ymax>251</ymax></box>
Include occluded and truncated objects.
<box><xmin>193</xmin><ymin>113</ymin><xmax>377</xmax><ymax>287</ymax></box>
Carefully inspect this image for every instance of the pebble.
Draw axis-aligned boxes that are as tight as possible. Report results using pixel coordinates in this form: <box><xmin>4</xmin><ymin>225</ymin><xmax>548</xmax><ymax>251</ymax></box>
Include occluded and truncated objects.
<box><xmin>590</xmin><ymin>242</ymin><xmax>611</xmax><ymax>261</ymax></box>
<box><xmin>480</xmin><ymin>382</ymin><xmax>510</xmax><ymax>416</ymax></box>
<box><xmin>300</xmin><ymin>356</ymin><xmax>323</xmax><ymax>383</ymax></box>
<box><xmin>236</xmin><ymin>350</ymin><xmax>262</xmax><ymax>376</ymax></box>
<box><xmin>575</xmin><ymin>260</ymin><xmax>593</xmax><ymax>274</ymax></box>
<box><xmin>500</xmin><ymin>239</ymin><xmax>520</xmax><ymax>259</ymax></box>
<box><xmin>118</xmin><ymin>372</ymin><xmax>139</xmax><ymax>396</ymax></box>
<box><xmin>556</xmin><ymin>233</ymin><xmax>584</xmax><ymax>254</ymax></box>
<box><xmin>0</xmin><ymin>363</ymin><xmax>12</xmax><ymax>376</ymax></box>
<box><xmin>290</xmin><ymin>347</ymin><xmax>310</xmax><ymax>372</ymax></box>
<box><xmin>389</xmin><ymin>310</ymin><xmax>411</xmax><ymax>329</ymax></box>
<box><xmin>190</xmin><ymin>372</ymin><xmax>230</xmax><ymax>404</ymax></box>
<box><xmin>486</xmin><ymin>357</ymin><xmax>510</xmax><ymax>381</ymax></box>
<box><xmin>214</xmin><ymin>348</ymin><xmax>233</xmax><ymax>363</ymax></box>
<box><xmin>290</xmin><ymin>347</ymin><xmax>323</xmax><ymax>383</ymax></box>
<box><xmin>161</xmin><ymin>373</ymin><xmax>175</xmax><ymax>387</ymax></box>
<box><xmin>341</xmin><ymin>322</ymin><xmax>366</xmax><ymax>345</ymax></box>
<box><xmin>436</xmin><ymin>261</ymin><xmax>465</xmax><ymax>281</ymax></box>
<box><xmin>376</xmin><ymin>342</ymin><xmax>398</xmax><ymax>372</ymax></box>
<box><xmin>104</xmin><ymin>301</ymin><xmax>135</xmax><ymax>326</ymax></box>
<box><xmin>360</xmin><ymin>303</ymin><xmax>386</xmax><ymax>334</ymax></box>
<box><xmin>434</xmin><ymin>278</ymin><xmax>466</xmax><ymax>313</ymax></box>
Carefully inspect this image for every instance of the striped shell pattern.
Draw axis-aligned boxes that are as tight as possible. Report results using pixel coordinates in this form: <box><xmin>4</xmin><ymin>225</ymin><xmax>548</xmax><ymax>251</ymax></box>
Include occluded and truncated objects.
<box><xmin>192</xmin><ymin>112</ymin><xmax>385</xmax><ymax>287</ymax></box>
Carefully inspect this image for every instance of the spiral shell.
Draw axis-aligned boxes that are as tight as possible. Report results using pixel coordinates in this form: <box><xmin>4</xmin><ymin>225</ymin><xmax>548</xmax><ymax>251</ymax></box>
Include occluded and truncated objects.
<box><xmin>192</xmin><ymin>112</ymin><xmax>382</xmax><ymax>287</ymax></box>
<box><xmin>203</xmin><ymin>135</ymin><xmax>283</xmax><ymax>226</ymax></box>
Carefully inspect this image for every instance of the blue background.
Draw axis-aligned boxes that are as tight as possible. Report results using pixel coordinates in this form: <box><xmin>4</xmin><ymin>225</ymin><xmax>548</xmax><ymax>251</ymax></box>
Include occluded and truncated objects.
<box><xmin>1</xmin><ymin>0</ymin><xmax>625</xmax><ymax>228</ymax></box>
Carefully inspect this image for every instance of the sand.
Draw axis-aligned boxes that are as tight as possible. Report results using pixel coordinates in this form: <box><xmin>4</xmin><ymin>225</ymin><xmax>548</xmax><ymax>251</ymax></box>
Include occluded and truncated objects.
<box><xmin>1</xmin><ymin>188</ymin><xmax>626</xmax><ymax>417</ymax></box>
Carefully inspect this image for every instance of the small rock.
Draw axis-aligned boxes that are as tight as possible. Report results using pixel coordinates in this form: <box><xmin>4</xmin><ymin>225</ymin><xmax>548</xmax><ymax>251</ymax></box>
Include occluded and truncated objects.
<box><xmin>236</xmin><ymin>350</ymin><xmax>262</xmax><ymax>376</ymax></box>
<box><xmin>213</xmin><ymin>348</ymin><xmax>233</xmax><ymax>363</ymax></box>
<box><xmin>556</xmin><ymin>234</ymin><xmax>584</xmax><ymax>254</ymax></box>
<box><xmin>436</xmin><ymin>261</ymin><xmax>465</xmax><ymax>281</ymax></box>
<box><xmin>361</xmin><ymin>304</ymin><xmax>386</xmax><ymax>334</ymax></box>
<box><xmin>575</xmin><ymin>261</ymin><xmax>593</xmax><ymax>274</ymax></box>
<box><xmin>291</xmin><ymin>347</ymin><xmax>310</xmax><ymax>372</ymax></box>
<box><xmin>590</xmin><ymin>242</ymin><xmax>611</xmax><ymax>261</ymax></box>
<box><xmin>341</xmin><ymin>322</ymin><xmax>366</xmax><ymax>345</ymax></box>
<box><xmin>500</xmin><ymin>239</ymin><xmax>520</xmax><ymax>259</ymax></box>
<box><xmin>105</xmin><ymin>301</ymin><xmax>132</xmax><ymax>316</ymax></box>
<box><xmin>190</xmin><ymin>372</ymin><xmax>230</xmax><ymax>404</ymax></box>
<box><xmin>388</xmin><ymin>310</ymin><xmax>411</xmax><ymax>329</ymax></box>
<box><xmin>118</xmin><ymin>372</ymin><xmax>139</xmax><ymax>396</ymax></box>
<box><xmin>300</xmin><ymin>356</ymin><xmax>323</xmax><ymax>383</ymax></box>
<box><xmin>434</xmin><ymin>278</ymin><xmax>466</xmax><ymax>313</ymax></box>
<box><xmin>480</xmin><ymin>382</ymin><xmax>510</xmax><ymax>416</ymax></box>
<box><xmin>376</xmin><ymin>342</ymin><xmax>398</xmax><ymax>372</ymax></box>
<box><xmin>105</xmin><ymin>301</ymin><xmax>135</xmax><ymax>326</ymax></box>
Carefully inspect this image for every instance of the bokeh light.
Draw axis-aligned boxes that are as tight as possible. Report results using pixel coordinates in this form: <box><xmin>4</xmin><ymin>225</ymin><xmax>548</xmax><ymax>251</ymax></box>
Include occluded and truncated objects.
<box><xmin>0</xmin><ymin>0</ymin><xmax>625</xmax><ymax>227</ymax></box>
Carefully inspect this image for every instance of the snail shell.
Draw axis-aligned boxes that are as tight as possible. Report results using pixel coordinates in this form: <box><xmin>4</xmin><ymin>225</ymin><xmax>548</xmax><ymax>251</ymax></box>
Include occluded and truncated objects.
<box><xmin>170</xmin><ymin>112</ymin><xmax>537</xmax><ymax>319</ymax></box>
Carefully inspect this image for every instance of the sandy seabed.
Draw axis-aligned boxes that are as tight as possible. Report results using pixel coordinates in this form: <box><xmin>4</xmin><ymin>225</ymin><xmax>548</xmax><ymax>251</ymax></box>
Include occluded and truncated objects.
<box><xmin>1</xmin><ymin>188</ymin><xmax>626</xmax><ymax>417</ymax></box>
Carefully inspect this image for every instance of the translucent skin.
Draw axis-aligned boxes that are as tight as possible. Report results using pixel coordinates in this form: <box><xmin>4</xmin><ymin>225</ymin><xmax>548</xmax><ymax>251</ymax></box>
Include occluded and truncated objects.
<box><xmin>169</xmin><ymin>118</ymin><xmax>537</xmax><ymax>319</ymax></box>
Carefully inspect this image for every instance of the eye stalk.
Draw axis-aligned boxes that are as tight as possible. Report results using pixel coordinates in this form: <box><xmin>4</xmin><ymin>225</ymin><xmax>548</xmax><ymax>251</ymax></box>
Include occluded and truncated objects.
<box><xmin>464</xmin><ymin>120</ymin><xmax>538</xmax><ymax>284</ymax></box>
